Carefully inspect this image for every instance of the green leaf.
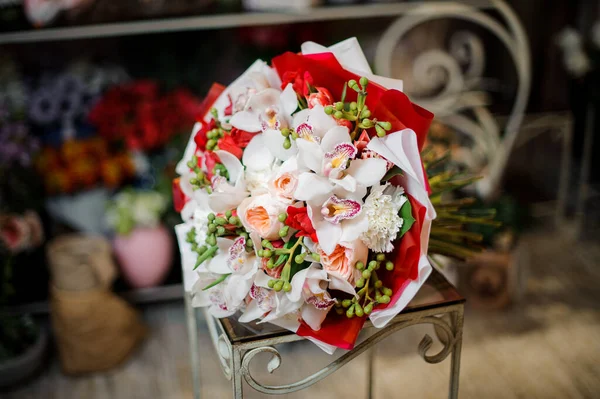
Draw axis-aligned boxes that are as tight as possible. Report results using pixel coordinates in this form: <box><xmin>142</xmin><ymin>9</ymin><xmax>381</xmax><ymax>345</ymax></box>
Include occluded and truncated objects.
<box><xmin>398</xmin><ymin>197</ymin><xmax>415</xmax><ymax>239</ymax></box>
<box><xmin>286</xmin><ymin>235</ymin><xmax>310</xmax><ymax>280</ymax></box>
<box><xmin>382</xmin><ymin>166</ymin><xmax>403</xmax><ymax>182</ymax></box>
<box><xmin>202</xmin><ymin>274</ymin><xmax>231</xmax><ymax>291</ymax></box>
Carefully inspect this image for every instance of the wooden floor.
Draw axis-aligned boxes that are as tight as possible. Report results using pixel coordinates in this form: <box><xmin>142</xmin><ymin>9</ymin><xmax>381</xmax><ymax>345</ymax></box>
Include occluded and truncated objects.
<box><xmin>3</xmin><ymin>229</ymin><xmax>600</xmax><ymax>399</ymax></box>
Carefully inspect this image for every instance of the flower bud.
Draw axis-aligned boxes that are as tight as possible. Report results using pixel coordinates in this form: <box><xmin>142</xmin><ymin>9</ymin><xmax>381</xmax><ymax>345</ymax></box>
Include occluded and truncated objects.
<box><xmin>375</xmin><ymin>125</ymin><xmax>386</xmax><ymax>137</ymax></box>
<box><xmin>364</xmin><ymin>303</ymin><xmax>373</xmax><ymax>315</ymax></box>
<box><xmin>279</xmin><ymin>226</ymin><xmax>289</xmax><ymax>237</ymax></box>
<box><xmin>263</xmin><ymin>249</ymin><xmax>272</xmax><ymax>258</ymax></box>
<box><xmin>348</xmin><ymin>79</ymin><xmax>358</xmax><ymax>90</ymax></box>
<box><xmin>374</xmin><ymin>280</ymin><xmax>383</xmax><ymax>289</ymax></box>
<box><xmin>274</xmin><ymin>281</ymin><xmax>284</xmax><ymax>291</ymax></box>
<box><xmin>376</xmin><ymin>253</ymin><xmax>386</xmax><ymax>261</ymax></box>
<box><xmin>278</xmin><ymin>212</ymin><xmax>288</xmax><ymax>222</ymax></box>
<box><xmin>208</xmin><ymin>213</ymin><xmax>216</xmax><ymax>221</ymax></box>
<box><xmin>379</xmin><ymin>295</ymin><xmax>391</xmax><ymax>304</ymax></box>
<box><xmin>324</xmin><ymin>105</ymin><xmax>334</xmax><ymax>115</ymax></box>
<box><xmin>311</xmin><ymin>253</ymin><xmax>321</xmax><ymax>262</ymax></box>
<box><xmin>355</xmin><ymin>261</ymin><xmax>364</xmax><ymax>270</ymax></box>
<box><xmin>215</xmin><ymin>217</ymin><xmax>227</xmax><ymax>225</ymax></box>
<box><xmin>342</xmin><ymin>299</ymin><xmax>352</xmax><ymax>308</ymax></box>
<box><xmin>361</xmin><ymin>109</ymin><xmax>371</xmax><ymax>119</ymax></box>
<box><xmin>385</xmin><ymin>261</ymin><xmax>394</xmax><ymax>271</ymax></box>
<box><xmin>362</xmin><ymin>269</ymin><xmax>371</xmax><ymax>279</ymax></box>
<box><xmin>283</xmin><ymin>282</ymin><xmax>291</xmax><ymax>292</ymax></box>
<box><xmin>283</xmin><ymin>137</ymin><xmax>292</xmax><ymax>149</ymax></box>
<box><xmin>379</xmin><ymin>121</ymin><xmax>392</xmax><ymax>131</ymax></box>
<box><xmin>356</xmin><ymin>278</ymin><xmax>365</xmax><ymax>288</ymax></box>
<box><xmin>334</xmin><ymin>111</ymin><xmax>343</xmax><ymax>119</ymax></box>
<box><xmin>355</xmin><ymin>303</ymin><xmax>364</xmax><ymax>317</ymax></box>
<box><xmin>359</xmin><ymin>77</ymin><xmax>369</xmax><ymax>87</ymax></box>
<box><xmin>216</xmin><ymin>226</ymin><xmax>225</xmax><ymax>235</ymax></box>
<box><xmin>268</xmin><ymin>279</ymin><xmax>276</xmax><ymax>288</ymax></box>
<box><xmin>225</xmin><ymin>210</ymin><xmax>232</xmax><ymax>218</ymax></box>
<box><xmin>334</xmin><ymin>102</ymin><xmax>344</xmax><ymax>111</ymax></box>
<box><xmin>346</xmin><ymin>304</ymin><xmax>355</xmax><ymax>318</ymax></box>
<box><xmin>349</xmin><ymin>102</ymin><xmax>358</xmax><ymax>111</ymax></box>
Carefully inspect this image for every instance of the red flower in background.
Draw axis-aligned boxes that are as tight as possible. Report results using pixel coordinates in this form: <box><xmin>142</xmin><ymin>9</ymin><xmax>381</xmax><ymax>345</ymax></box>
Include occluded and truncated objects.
<box><xmin>88</xmin><ymin>81</ymin><xmax>204</xmax><ymax>151</ymax></box>
<box><xmin>230</xmin><ymin>128</ymin><xmax>254</xmax><ymax>149</ymax></box>
<box><xmin>217</xmin><ymin>135</ymin><xmax>243</xmax><ymax>159</ymax></box>
<box><xmin>307</xmin><ymin>87</ymin><xmax>334</xmax><ymax>108</ymax></box>
<box><xmin>285</xmin><ymin>206</ymin><xmax>318</xmax><ymax>243</ymax></box>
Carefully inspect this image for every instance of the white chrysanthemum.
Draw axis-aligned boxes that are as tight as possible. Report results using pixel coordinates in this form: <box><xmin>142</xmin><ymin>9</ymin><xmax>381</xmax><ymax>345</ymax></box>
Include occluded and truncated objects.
<box><xmin>360</xmin><ymin>183</ymin><xmax>407</xmax><ymax>253</ymax></box>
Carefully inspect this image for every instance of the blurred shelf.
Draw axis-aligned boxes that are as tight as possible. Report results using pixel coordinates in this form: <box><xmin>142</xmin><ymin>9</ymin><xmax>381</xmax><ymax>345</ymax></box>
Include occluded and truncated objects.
<box><xmin>0</xmin><ymin>0</ymin><xmax>493</xmax><ymax>44</ymax></box>
<box><xmin>6</xmin><ymin>283</ymin><xmax>184</xmax><ymax>315</ymax></box>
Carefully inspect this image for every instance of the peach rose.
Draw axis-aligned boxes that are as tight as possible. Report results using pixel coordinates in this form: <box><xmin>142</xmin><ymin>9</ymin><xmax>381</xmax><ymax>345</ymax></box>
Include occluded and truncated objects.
<box><xmin>271</xmin><ymin>172</ymin><xmax>298</xmax><ymax>203</ymax></box>
<box><xmin>237</xmin><ymin>194</ymin><xmax>287</xmax><ymax>240</ymax></box>
<box><xmin>318</xmin><ymin>239</ymin><xmax>367</xmax><ymax>284</ymax></box>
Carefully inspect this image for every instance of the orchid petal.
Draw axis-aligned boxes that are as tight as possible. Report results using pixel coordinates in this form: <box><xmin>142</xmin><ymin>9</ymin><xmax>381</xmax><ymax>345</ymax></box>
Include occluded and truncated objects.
<box><xmin>243</xmin><ymin>134</ymin><xmax>275</xmax><ymax>171</ymax></box>
<box><xmin>292</xmin><ymin>108</ymin><xmax>310</xmax><ymax>129</ymax></box>
<box><xmin>328</xmin><ymin>274</ymin><xmax>356</xmax><ymax>295</ymax></box>
<box><xmin>208</xmin><ymin>188</ymin><xmax>248</xmax><ymax>214</ymax></box>
<box><xmin>230</xmin><ymin>110</ymin><xmax>261</xmax><ymax>132</ymax></box>
<box><xmin>307</xmin><ymin>105</ymin><xmax>338</xmax><ymax>137</ymax></box>
<box><xmin>296</xmin><ymin>139</ymin><xmax>323</xmax><ymax>173</ymax></box>
<box><xmin>281</xmin><ymin>83</ymin><xmax>299</xmax><ymax>116</ymax></box>
<box><xmin>301</xmin><ymin>37</ymin><xmax>373</xmax><ymax>76</ymax></box>
<box><xmin>247</xmin><ymin>88</ymin><xmax>281</xmax><ymax>112</ymax></box>
<box><xmin>320</xmin><ymin>126</ymin><xmax>351</xmax><ymax>154</ymax></box>
<box><xmin>288</xmin><ymin>266</ymin><xmax>311</xmax><ymax>303</ymax></box>
<box><xmin>215</xmin><ymin>150</ymin><xmax>243</xmax><ymax>183</ymax></box>
<box><xmin>238</xmin><ymin>299</ymin><xmax>266</xmax><ymax>323</ymax></box>
<box><xmin>331</xmin><ymin>175</ymin><xmax>356</xmax><ymax>193</ymax></box>
<box><xmin>333</xmin><ymin>184</ymin><xmax>367</xmax><ymax>202</ymax></box>
<box><xmin>255</xmin><ymin>270</ymin><xmax>274</xmax><ymax>288</ymax></box>
<box><xmin>263</xmin><ymin>128</ymin><xmax>298</xmax><ymax>161</ymax></box>
<box><xmin>224</xmin><ymin>273</ymin><xmax>253</xmax><ymax>309</ymax></box>
<box><xmin>295</xmin><ymin>173</ymin><xmax>333</xmax><ymax>205</ymax></box>
<box><xmin>301</xmin><ymin>304</ymin><xmax>330</xmax><ymax>331</ymax></box>
<box><xmin>347</xmin><ymin>158</ymin><xmax>387</xmax><ymax>187</ymax></box>
<box><xmin>205</xmin><ymin>238</ymin><xmax>235</xmax><ymax>274</ymax></box>
<box><xmin>340</xmin><ymin>212</ymin><xmax>369</xmax><ymax>242</ymax></box>
<box><xmin>313</xmin><ymin>218</ymin><xmax>342</xmax><ymax>255</ymax></box>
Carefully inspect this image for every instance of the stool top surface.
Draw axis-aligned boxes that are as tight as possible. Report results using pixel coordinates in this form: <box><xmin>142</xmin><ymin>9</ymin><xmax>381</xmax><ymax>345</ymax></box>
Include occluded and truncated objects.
<box><xmin>219</xmin><ymin>268</ymin><xmax>464</xmax><ymax>344</ymax></box>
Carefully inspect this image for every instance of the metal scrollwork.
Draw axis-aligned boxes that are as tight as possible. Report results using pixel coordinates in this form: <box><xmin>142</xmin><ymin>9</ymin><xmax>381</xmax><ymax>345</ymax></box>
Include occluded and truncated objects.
<box><xmin>375</xmin><ymin>0</ymin><xmax>531</xmax><ymax>199</ymax></box>
<box><xmin>239</xmin><ymin>315</ymin><xmax>458</xmax><ymax>395</ymax></box>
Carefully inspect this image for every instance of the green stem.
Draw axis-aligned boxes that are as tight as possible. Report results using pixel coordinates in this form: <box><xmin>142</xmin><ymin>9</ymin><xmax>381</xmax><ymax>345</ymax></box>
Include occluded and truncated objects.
<box><xmin>194</xmin><ymin>245</ymin><xmax>218</xmax><ymax>270</ymax></box>
<box><xmin>202</xmin><ymin>273</ymin><xmax>231</xmax><ymax>291</ymax></box>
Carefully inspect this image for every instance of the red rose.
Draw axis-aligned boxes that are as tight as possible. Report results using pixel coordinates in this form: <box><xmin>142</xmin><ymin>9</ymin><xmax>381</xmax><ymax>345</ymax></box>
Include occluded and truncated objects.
<box><xmin>285</xmin><ymin>206</ymin><xmax>318</xmax><ymax>243</ymax></box>
<box><xmin>217</xmin><ymin>134</ymin><xmax>243</xmax><ymax>159</ymax></box>
<box><xmin>307</xmin><ymin>87</ymin><xmax>334</xmax><ymax>108</ymax></box>
<box><xmin>230</xmin><ymin>127</ymin><xmax>254</xmax><ymax>148</ymax></box>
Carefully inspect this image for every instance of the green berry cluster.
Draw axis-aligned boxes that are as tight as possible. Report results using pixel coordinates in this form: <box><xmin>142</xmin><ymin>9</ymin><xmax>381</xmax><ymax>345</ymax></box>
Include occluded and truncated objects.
<box><xmin>261</xmin><ymin>214</ymin><xmax>320</xmax><ymax>292</ymax></box>
<box><xmin>187</xmin><ymin>210</ymin><xmax>252</xmax><ymax>272</ymax></box>
<box><xmin>324</xmin><ymin>77</ymin><xmax>392</xmax><ymax>140</ymax></box>
<box><xmin>279</xmin><ymin>128</ymin><xmax>299</xmax><ymax>150</ymax></box>
<box><xmin>334</xmin><ymin>253</ymin><xmax>395</xmax><ymax>318</ymax></box>
<box><xmin>205</xmin><ymin>127</ymin><xmax>224</xmax><ymax>151</ymax></box>
<box><xmin>186</xmin><ymin>154</ymin><xmax>212</xmax><ymax>193</ymax></box>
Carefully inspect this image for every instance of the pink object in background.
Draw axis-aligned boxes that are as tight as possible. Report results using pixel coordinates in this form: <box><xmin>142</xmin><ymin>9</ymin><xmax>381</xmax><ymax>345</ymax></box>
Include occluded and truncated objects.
<box><xmin>112</xmin><ymin>225</ymin><xmax>173</xmax><ymax>289</ymax></box>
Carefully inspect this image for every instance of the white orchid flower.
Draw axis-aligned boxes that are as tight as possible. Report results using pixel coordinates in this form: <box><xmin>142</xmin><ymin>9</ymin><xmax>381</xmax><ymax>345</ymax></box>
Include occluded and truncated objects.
<box><xmin>230</xmin><ymin>84</ymin><xmax>299</xmax><ymax>161</ymax></box>
<box><xmin>294</xmin><ymin>124</ymin><xmax>388</xmax><ymax>205</ymax></box>
<box><xmin>239</xmin><ymin>264</ymin><xmax>334</xmax><ymax>331</ymax></box>
<box><xmin>192</xmin><ymin>235</ymin><xmax>259</xmax><ymax>317</ymax></box>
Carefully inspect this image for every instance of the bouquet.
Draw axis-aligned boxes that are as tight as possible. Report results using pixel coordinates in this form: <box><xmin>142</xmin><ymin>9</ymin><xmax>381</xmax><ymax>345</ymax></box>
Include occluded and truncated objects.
<box><xmin>174</xmin><ymin>38</ymin><xmax>437</xmax><ymax>353</ymax></box>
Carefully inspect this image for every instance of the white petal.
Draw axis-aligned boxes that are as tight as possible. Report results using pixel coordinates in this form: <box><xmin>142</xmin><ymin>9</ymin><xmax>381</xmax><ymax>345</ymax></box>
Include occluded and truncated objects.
<box><xmin>243</xmin><ymin>134</ymin><xmax>275</xmax><ymax>171</ymax></box>
<box><xmin>288</xmin><ymin>266</ymin><xmax>311</xmax><ymax>303</ymax></box>
<box><xmin>238</xmin><ymin>300</ymin><xmax>265</xmax><ymax>323</ymax></box>
<box><xmin>296</xmin><ymin>139</ymin><xmax>323</xmax><ymax>173</ymax></box>
<box><xmin>294</xmin><ymin>173</ymin><xmax>333</xmax><ymax>204</ymax></box>
<box><xmin>215</xmin><ymin>150</ymin><xmax>243</xmax><ymax>183</ymax></box>
<box><xmin>292</xmin><ymin>108</ymin><xmax>310</xmax><ymax>129</ymax></box>
<box><xmin>279</xmin><ymin>156</ymin><xmax>300</xmax><ymax>174</ymax></box>
<box><xmin>308</xmin><ymin>105</ymin><xmax>338</xmax><ymax>137</ymax></box>
<box><xmin>340</xmin><ymin>212</ymin><xmax>369</xmax><ymax>242</ymax></box>
<box><xmin>320</xmin><ymin>126</ymin><xmax>351</xmax><ymax>153</ymax></box>
<box><xmin>208</xmin><ymin>188</ymin><xmax>248</xmax><ymax>214</ymax></box>
<box><xmin>263</xmin><ymin>128</ymin><xmax>298</xmax><ymax>161</ymax></box>
<box><xmin>331</xmin><ymin>175</ymin><xmax>356</xmax><ymax>193</ymax></box>
<box><xmin>281</xmin><ymin>83</ymin><xmax>299</xmax><ymax>116</ymax></box>
<box><xmin>255</xmin><ymin>270</ymin><xmax>274</xmax><ymax>288</ymax></box>
<box><xmin>247</xmin><ymin>88</ymin><xmax>282</xmax><ymax>112</ymax></box>
<box><xmin>328</xmin><ymin>275</ymin><xmax>356</xmax><ymax>295</ymax></box>
<box><xmin>205</xmin><ymin>238</ymin><xmax>235</xmax><ymax>274</ymax></box>
<box><xmin>224</xmin><ymin>274</ymin><xmax>253</xmax><ymax>309</ymax></box>
<box><xmin>301</xmin><ymin>304</ymin><xmax>329</xmax><ymax>331</ymax></box>
<box><xmin>314</xmin><ymin>219</ymin><xmax>342</xmax><ymax>255</ymax></box>
<box><xmin>230</xmin><ymin>110</ymin><xmax>261</xmax><ymax>132</ymax></box>
<box><xmin>346</xmin><ymin>158</ymin><xmax>387</xmax><ymax>187</ymax></box>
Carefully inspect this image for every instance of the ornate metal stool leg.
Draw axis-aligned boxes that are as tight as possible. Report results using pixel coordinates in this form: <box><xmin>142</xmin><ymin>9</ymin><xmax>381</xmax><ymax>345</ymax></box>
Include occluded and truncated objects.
<box><xmin>448</xmin><ymin>306</ymin><xmax>464</xmax><ymax>399</ymax></box>
<box><xmin>232</xmin><ymin>348</ymin><xmax>244</xmax><ymax>398</ymax></box>
<box><xmin>185</xmin><ymin>292</ymin><xmax>201</xmax><ymax>399</ymax></box>
<box><xmin>367</xmin><ymin>347</ymin><xmax>375</xmax><ymax>399</ymax></box>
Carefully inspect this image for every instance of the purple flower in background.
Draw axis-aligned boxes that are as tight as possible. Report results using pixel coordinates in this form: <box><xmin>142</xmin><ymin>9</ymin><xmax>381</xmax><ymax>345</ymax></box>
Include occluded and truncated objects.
<box><xmin>0</xmin><ymin>122</ymin><xmax>39</xmax><ymax>168</ymax></box>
